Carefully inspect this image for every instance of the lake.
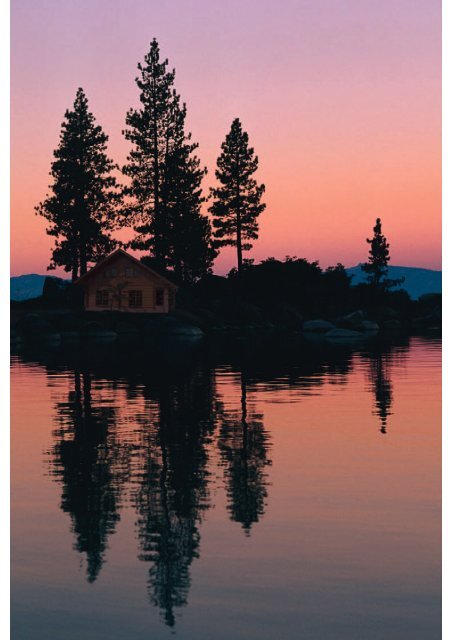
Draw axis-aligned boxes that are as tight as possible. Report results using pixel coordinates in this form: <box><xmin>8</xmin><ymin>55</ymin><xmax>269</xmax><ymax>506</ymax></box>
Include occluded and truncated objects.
<box><xmin>11</xmin><ymin>334</ymin><xmax>441</xmax><ymax>639</ymax></box>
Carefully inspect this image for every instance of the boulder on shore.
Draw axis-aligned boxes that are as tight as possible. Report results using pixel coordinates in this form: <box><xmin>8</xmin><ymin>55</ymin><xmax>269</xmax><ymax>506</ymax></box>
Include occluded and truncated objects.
<box><xmin>116</xmin><ymin>321</ymin><xmax>139</xmax><ymax>336</ymax></box>
<box><xmin>10</xmin><ymin>329</ymin><xmax>23</xmax><ymax>349</ymax></box>
<box><xmin>337</xmin><ymin>310</ymin><xmax>365</xmax><ymax>330</ymax></box>
<box><xmin>145</xmin><ymin>315</ymin><xmax>204</xmax><ymax>338</ymax></box>
<box><xmin>82</xmin><ymin>321</ymin><xmax>117</xmax><ymax>342</ymax></box>
<box><xmin>325</xmin><ymin>328</ymin><xmax>365</xmax><ymax>341</ymax></box>
<box><xmin>302</xmin><ymin>319</ymin><xmax>336</xmax><ymax>333</ymax></box>
<box><xmin>362</xmin><ymin>320</ymin><xmax>379</xmax><ymax>332</ymax></box>
<box><xmin>15</xmin><ymin>313</ymin><xmax>55</xmax><ymax>338</ymax></box>
<box><xmin>382</xmin><ymin>319</ymin><xmax>402</xmax><ymax>331</ymax></box>
<box><xmin>15</xmin><ymin>313</ymin><xmax>61</xmax><ymax>344</ymax></box>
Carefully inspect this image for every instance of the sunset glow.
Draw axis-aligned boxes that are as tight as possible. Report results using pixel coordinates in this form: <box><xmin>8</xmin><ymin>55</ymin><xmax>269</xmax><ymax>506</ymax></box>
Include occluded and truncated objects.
<box><xmin>11</xmin><ymin>0</ymin><xmax>441</xmax><ymax>276</ymax></box>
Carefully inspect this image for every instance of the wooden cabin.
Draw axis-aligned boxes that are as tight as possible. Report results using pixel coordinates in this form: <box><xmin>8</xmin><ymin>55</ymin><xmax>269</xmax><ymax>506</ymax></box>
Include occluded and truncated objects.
<box><xmin>76</xmin><ymin>249</ymin><xmax>178</xmax><ymax>313</ymax></box>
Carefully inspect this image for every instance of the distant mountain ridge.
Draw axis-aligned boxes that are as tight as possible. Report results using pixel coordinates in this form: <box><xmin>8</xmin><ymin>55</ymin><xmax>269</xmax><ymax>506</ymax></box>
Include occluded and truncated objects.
<box><xmin>10</xmin><ymin>274</ymin><xmax>69</xmax><ymax>301</ymax></box>
<box><xmin>346</xmin><ymin>265</ymin><xmax>441</xmax><ymax>299</ymax></box>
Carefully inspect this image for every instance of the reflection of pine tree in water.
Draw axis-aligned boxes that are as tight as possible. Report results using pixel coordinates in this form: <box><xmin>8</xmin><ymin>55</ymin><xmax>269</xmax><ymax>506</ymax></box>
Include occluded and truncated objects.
<box><xmin>368</xmin><ymin>353</ymin><xmax>393</xmax><ymax>434</ymax></box>
<box><xmin>48</xmin><ymin>372</ymin><xmax>131</xmax><ymax>582</ymax></box>
<box><xmin>218</xmin><ymin>373</ymin><xmax>270</xmax><ymax>534</ymax></box>
<box><xmin>133</xmin><ymin>368</ymin><xmax>216</xmax><ymax>627</ymax></box>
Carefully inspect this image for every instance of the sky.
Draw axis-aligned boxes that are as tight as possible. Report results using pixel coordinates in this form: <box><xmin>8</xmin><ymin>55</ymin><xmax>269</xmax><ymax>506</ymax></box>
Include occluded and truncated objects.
<box><xmin>11</xmin><ymin>0</ymin><xmax>441</xmax><ymax>276</ymax></box>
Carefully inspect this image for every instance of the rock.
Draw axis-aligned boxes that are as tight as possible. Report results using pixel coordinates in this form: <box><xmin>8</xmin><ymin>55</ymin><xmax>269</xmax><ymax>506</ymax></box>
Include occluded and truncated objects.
<box><xmin>116</xmin><ymin>321</ymin><xmax>139</xmax><ymax>335</ymax></box>
<box><xmin>82</xmin><ymin>321</ymin><xmax>103</xmax><ymax>334</ymax></box>
<box><xmin>362</xmin><ymin>320</ymin><xmax>379</xmax><ymax>332</ymax></box>
<box><xmin>376</xmin><ymin>306</ymin><xmax>399</xmax><ymax>320</ymax></box>
<box><xmin>196</xmin><ymin>308</ymin><xmax>217</xmax><ymax>326</ymax></box>
<box><xmin>302</xmin><ymin>331</ymin><xmax>325</xmax><ymax>344</ymax></box>
<box><xmin>54</xmin><ymin>312</ymin><xmax>80</xmax><ymax>332</ymax></box>
<box><xmin>337</xmin><ymin>310</ymin><xmax>365</xmax><ymax>331</ymax></box>
<box><xmin>382</xmin><ymin>319</ymin><xmax>402</xmax><ymax>330</ymax></box>
<box><xmin>412</xmin><ymin>313</ymin><xmax>441</xmax><ymax>329</ymax></box>
<box><xmin>60</xmin><ymin>331</ymin><xmax>80</xmax><ymax>341</ymax></box>
<box><xmin>302</xmin><ymin>319</ymin><xmax>336</xmax><ymax>333</ymax></box>
<box><xmin>85</xmin><ymin>330</ymin><xmax>118</xmax><ymax>342</ymax></box>
<box><xmin>419</xmin><ymin>293</ymin><xmax>441</xmax><ymax>304</ymax></box>
<box><xmin>167</xmin><ymin>324</ymin><xmax>203</xmax><ymax>337</ymax></box>
<box><xmin>173</xmin><ymin>309</ymin><xmax>205</xmax><ymax>329</ymax></box>
<box><xmin>39</xmin><ymin>333</ymin><xmax>62</xmax><ymax>346</ymax></box>
<box><xmin>271</xmin><ymin>305</ymin><xmax>304</xmax><ymax>328</ymax></box>
<box><xmin>233</xmin><ymin>301</ymin><xmax>264</xmax><ymax>325</ymax></box>
<box><xmin>325</xmin><ymin>328</ymin><xmax>365</xmax><ymax>341</ymax></box>
<box><xmin>82</xmin><ymin>321</ymin><xmax>117</xmax><ymax>341</ymax></box>
<box><xmin>145</xmin><ymin>316</ymin><xmax>204</xmax><ymax>338</ymax></box>
<box><xmin>10</xmin><ymin>329</ymin><xmax>23</xmax><ymax>349</ymax></box>
<box><xmin>15</xmin><ymin>313</ymin><xmax>55</xmax><ymax>337</ymax></box>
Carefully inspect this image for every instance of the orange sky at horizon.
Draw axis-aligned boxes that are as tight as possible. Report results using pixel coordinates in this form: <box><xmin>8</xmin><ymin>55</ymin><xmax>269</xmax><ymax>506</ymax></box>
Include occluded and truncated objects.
<box><xmin>11</xmin><ymin>0</ymin><xmax>441</xmax><ymax>277</ymax></box>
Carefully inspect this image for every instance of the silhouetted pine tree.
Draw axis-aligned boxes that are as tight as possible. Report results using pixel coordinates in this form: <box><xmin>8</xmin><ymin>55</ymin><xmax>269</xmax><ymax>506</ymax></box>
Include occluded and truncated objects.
<box><xmin>361</xmin><ymin>218</ymin><xmax>403</xmax><ymax>290</ymax></box>
<box><xmin>36</xmin><ymin>88</ymin><xmax>121</xmax><ymax>280</ymax></box>
<box><xmin>209</xmin><ymin>118</ymin><xmax>266</xmax><ymax>273</ymax></box>
<box><xmin>164</xmin><ymin>104</ymin><xmax>217</xmax><ymax>282</ymax></box>
<box><xmin>123</xmin><ymin>39</ymin><xmax>215</xmax><ymax>281</ymax></box>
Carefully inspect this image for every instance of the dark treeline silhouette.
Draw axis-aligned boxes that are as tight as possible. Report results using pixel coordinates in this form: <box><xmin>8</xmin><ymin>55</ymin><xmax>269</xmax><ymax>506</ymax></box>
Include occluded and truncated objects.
<box><xmin>30</xmin><ymin>37</ymin><xmax>439</xmax><ymax>333</ymax></box>
<box><xmin>36</xmin><ymin>39</ymin><xmax>265</xmax><ymax>286</ymax></box>
<box><xmin>179</xmin><ymin>255</ymin><xmax>412</xmax><ymax>329</ymax></box>
<box><xmin>30</xmin><ymin>40</ymin><xmax>433</xmax><ymax>328</ymax></box>
<box><xmin>19</xmin><ymin>332</ymin><xmax>412</xmax><ymax>626</ymax></box>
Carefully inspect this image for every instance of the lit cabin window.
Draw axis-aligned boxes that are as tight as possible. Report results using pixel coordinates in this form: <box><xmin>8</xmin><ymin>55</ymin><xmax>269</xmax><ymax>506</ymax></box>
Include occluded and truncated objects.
<box><xmin>96</xmin><ymin>290</ymin><xmax>109</xmax><ymax>306</ymax></box>
<box><xmin>155</xmin><ymin>288</ymin><xmax>165</xmax><ymax>306</ymax></box>
<box><xmin>128</xmin><ymin>290</ymin><xmax>143</xmax><ymax>308</ymax></box>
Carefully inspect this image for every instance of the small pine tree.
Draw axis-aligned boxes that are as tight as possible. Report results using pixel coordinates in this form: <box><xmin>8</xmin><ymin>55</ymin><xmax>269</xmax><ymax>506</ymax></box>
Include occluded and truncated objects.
<box><xmin>36</xmin><ymin>88</ymin><xmax>121</xmax><ymax>280</ymax></box>
<box><xmin>361</xmin><ymin>218</ymin><xmax>403</xmax><ymax>290</ymax></box>
<box><xmin>209</xmin><ymin>118</ymin><xmax>266</xmax><ymax>273</ymax></box>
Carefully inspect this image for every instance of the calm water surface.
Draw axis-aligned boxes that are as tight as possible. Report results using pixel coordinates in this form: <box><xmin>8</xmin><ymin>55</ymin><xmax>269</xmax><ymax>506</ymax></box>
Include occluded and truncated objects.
<box><xmin>11</xmin><ymin>335</ymin><xmax>441</xmax><ymax>639</ymax></box>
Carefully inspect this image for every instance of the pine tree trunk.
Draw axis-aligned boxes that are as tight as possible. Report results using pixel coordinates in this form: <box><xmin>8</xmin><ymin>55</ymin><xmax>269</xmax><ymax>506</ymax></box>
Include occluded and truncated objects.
<box><xmin>236</xmin><ymin>222</ymin><xmax>243</xmax><ymax>273</ymax></box>
<box><xmin>236</xmin><ymin>173</ymin><xmax>243</xmax><ymax>273</ymax></box>
<box><xmin>79</xmin><ymin>238</ymin><xmax>87</xmax><ymax>276</ymax></box>
<box><xmin>151</xmin><ymin>85</ymin><xmax>161</xmax><ymax>264</ymax></box>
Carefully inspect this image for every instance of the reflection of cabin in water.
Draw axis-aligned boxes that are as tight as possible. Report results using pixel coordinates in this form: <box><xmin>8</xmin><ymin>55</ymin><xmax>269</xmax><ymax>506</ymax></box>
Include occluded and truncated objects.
<box><xmin>76</xmin><ymin>249</ymin><xmax>177</xmax><ymax>313</ymax></box>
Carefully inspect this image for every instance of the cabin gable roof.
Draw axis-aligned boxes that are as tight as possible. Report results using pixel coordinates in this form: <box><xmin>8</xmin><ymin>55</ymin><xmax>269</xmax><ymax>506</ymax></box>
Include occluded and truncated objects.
<box><xmin>75</xmin><ymin>249</ymin><xmax>178</xmax><ymax>289</ymax></box>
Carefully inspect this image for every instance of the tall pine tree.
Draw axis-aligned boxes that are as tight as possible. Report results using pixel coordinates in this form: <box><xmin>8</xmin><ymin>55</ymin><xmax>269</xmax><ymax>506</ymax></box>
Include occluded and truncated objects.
<box><xmin>163</xmin><ymin>98</ymin><xmax>217</xmax><ymax>282</ymax></box>
<box><xmin>209</xmin><ymin>118</ymin><xmax>266</xmax><ymax>273</ymax></box>
<box><xmin>123</xmin><ymin>39</ymin><xmax>215</xmax><ymax>281</ymax></box>
<box><xmin>36</xmin><ymin>88</ymin><xmax>121</xmax><ymax>280</ymax></box>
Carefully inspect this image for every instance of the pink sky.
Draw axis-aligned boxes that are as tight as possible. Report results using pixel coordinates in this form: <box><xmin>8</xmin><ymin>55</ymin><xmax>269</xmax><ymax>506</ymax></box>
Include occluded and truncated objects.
<box><xmin>11</xmin><ymin>0</ymin><xmax>441</xmax><ymax>276</ymax></box>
